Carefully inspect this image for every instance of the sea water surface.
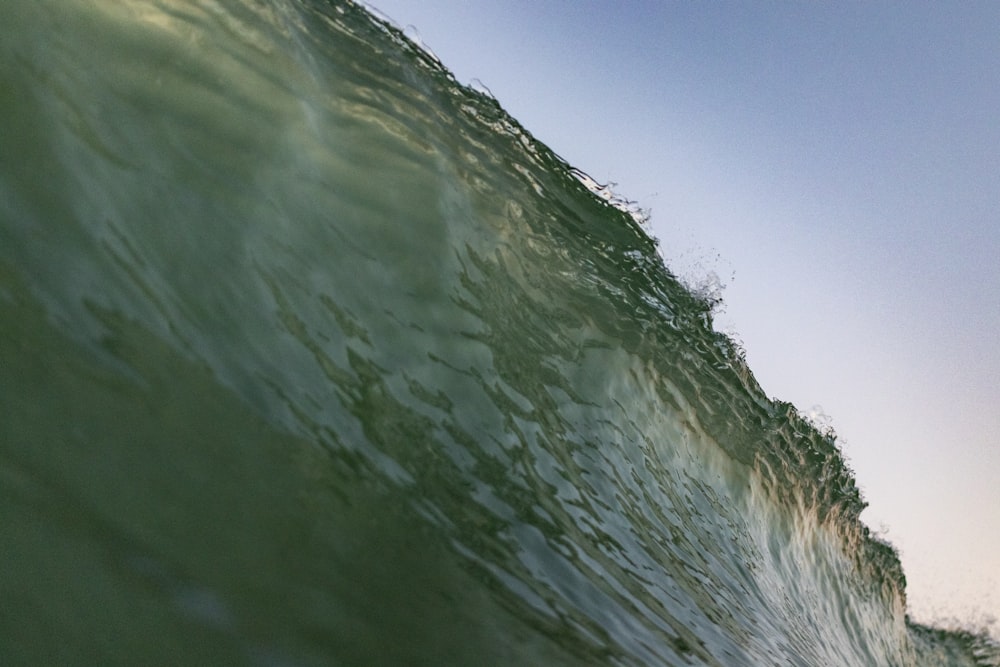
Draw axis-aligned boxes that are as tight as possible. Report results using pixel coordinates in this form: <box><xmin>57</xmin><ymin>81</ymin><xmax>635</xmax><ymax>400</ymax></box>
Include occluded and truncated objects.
<box><xmin>1</xmin><ymin>1</ymin><xmax>997</xmax><ymax>665</ymax></box>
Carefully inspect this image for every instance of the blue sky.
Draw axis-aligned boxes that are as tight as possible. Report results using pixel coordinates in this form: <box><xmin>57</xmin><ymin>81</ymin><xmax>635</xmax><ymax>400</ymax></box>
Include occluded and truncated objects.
<box><xmin>366</xmin><ymin>1</ymin><xmax>1000</xmax><ymax>631</ymax></box>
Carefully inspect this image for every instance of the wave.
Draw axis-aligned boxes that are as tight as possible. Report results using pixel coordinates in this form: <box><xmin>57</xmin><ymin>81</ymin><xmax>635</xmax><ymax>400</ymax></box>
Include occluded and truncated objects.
<box><xmin>1</xmin><ymin>1</ymin><xmax>996</xmax><ymax>664</ymax></box>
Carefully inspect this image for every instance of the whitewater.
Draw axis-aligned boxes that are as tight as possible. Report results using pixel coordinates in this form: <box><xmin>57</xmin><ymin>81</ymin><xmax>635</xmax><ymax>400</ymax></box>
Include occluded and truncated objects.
<box><xmin>1</xmin><ymin>1</ymin><xmax>996</xmax><ymax>665</ymax></box>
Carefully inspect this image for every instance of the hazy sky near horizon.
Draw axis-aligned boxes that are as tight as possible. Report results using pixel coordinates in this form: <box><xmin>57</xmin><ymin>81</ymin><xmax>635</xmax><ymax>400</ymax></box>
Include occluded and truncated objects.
<box><xmin>365</xmin><ymin>1</ymin><xmax>1000</xmax><ymax>630</ymax></box>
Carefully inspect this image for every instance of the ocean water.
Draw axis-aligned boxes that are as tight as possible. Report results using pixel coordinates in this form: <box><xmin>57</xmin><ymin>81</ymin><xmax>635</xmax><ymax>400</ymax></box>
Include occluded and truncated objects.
<box><xmin>1</xmin><ymin>1</ymin><xmax>996</xmax><ymax>665</ymax></box>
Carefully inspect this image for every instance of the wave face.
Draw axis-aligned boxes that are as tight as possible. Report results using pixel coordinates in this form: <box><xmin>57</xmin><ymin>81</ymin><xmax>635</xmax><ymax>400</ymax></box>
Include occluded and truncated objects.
<box><xmin>1</xmin><ymin>2</ymin><xmax>995</xmax><ymax>665</ymax></box>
